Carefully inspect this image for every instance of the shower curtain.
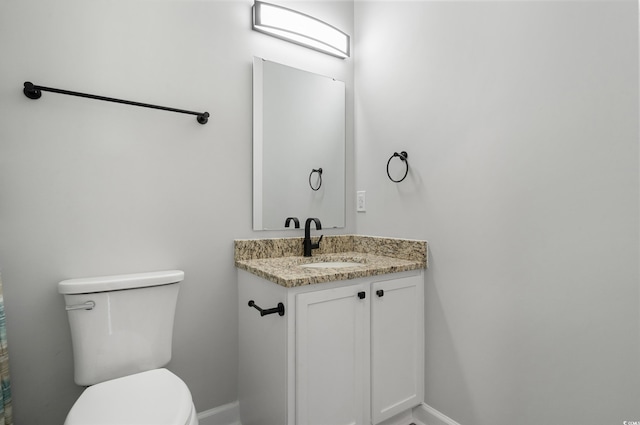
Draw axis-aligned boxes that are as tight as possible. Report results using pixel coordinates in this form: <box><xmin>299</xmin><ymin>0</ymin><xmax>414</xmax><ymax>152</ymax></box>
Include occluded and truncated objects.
<box><xmin>0</xmin><ymin>273</ymin><xmax>12</xmax><ymax>425</ymax></box>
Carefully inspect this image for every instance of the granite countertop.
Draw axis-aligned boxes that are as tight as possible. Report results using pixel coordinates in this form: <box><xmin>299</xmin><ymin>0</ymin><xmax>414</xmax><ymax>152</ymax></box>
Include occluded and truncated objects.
<box><xmin>235</xmin><ymin>235</ymin><xmax>427</xmax><ymax>288</ymax></box>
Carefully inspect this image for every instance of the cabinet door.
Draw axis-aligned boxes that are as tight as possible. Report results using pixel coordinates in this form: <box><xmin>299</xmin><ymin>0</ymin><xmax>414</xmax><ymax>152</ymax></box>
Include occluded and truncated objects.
<box><xmin>296</xmin><ymin>284</ymin><xmax>368</xmax><ymax>425</ymax></box>
<box><xmin>371</xmin><ymin>274</ymin><xmax>424</xmax><ymax>424</ymax></box>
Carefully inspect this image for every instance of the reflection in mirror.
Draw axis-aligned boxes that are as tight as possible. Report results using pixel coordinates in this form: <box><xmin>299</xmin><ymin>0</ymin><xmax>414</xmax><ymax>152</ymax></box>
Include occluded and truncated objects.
<box><xmin>253</xmin><ymin>57</ymin><xmax>346</xmax><ymax>230</ymax></box>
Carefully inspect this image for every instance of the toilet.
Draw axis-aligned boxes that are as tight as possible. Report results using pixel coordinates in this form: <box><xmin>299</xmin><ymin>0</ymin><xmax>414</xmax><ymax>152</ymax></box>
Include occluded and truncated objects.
<box><xmin>58</xmin><ymin>270</ymin><xmax>198</xmax><ymax>425</ymax></box>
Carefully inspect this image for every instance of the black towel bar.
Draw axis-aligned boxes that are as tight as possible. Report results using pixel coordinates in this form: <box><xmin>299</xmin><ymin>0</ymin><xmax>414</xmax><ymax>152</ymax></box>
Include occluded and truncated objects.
<box><xmin>23</xmin><ymin>81</ymin><xmax>210</xmax><ymax>124</ymax></box>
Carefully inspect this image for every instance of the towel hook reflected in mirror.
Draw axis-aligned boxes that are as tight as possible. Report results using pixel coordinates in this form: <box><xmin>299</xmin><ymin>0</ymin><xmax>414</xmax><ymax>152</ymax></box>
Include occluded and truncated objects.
<box><xmin>309</xmin><ymin>168</ymin><xmax>323</xmax><ymax>191</ymax></box>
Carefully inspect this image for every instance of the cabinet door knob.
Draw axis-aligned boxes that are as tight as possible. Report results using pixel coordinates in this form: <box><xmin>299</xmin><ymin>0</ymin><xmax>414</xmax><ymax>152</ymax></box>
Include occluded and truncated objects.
<box><xmin>357</xmin><ymin>291</ymin><xmax>366</xmax><ymax>299</ymax></box>
<box><xmin>376</xmin><ymin>289</ymin><xmax>384</xmax><ymax>297</ymax></box>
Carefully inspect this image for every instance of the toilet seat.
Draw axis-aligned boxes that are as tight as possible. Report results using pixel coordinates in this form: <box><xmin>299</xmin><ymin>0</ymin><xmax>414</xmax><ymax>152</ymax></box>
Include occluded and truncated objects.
<box><xmin>64</xmin><ymin>368</ymin><xmax>195</xmax><ymax>425</ymax></box>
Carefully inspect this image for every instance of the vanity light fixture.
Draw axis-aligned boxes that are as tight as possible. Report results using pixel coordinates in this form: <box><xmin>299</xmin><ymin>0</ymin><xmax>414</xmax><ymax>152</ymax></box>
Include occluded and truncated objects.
<box><xmin>252</xmin><ymin>1</ymin><xmax>350</xmax><ymax>59</ymax></box>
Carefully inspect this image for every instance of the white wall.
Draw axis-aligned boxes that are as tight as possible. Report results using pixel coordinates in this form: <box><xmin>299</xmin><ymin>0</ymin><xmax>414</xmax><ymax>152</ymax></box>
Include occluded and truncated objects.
<box><xmin>3</xmin><ymin>1</ymin><xmax>638</xmax><ymax>424</ymax></box>
<box><xmin>354</xmin><ymin>1</ymin><xmax>639</xmax><ymax>425</ymax></box>
<box><xmin>0</xmin><ymin>1</ymin><xmax>354</xmax><ymax>423</ymax></box>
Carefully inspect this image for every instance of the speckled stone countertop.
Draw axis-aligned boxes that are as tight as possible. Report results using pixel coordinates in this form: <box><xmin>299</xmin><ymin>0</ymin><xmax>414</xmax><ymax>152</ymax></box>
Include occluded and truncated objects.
<box><xmin>235</xmin><ymin>235</ymin><xmax>428</xmax><ymax>288</ymax></box>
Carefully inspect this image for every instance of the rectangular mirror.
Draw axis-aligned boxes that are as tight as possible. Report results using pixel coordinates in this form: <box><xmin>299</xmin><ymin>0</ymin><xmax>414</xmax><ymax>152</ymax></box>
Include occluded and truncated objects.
<box><xmin>253</xmin><ymin>57</ymin><xmax>346</xmax><ymax>230</ymax></box>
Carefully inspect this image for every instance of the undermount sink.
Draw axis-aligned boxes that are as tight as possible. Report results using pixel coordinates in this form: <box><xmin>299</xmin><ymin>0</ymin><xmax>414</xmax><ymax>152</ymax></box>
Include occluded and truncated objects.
<box><xmin>301</xmin><ymin>261</ymin><xmax>364</xmax><ymax>269</ymax></box>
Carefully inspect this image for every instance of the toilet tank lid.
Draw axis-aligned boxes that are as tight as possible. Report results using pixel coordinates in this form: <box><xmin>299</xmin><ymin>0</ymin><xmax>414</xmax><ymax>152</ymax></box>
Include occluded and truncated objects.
<box><xmin>58</xmin><ymin>270</ymin><xmax>184</xmax><ymax>294</ymax></box>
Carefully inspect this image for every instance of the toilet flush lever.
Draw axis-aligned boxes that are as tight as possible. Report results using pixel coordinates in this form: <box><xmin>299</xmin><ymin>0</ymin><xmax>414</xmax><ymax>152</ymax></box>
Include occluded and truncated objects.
<box><xmin>65</xmin><ymin>301</ymin><xmax>95</xmax><ymax>311</ymax></box>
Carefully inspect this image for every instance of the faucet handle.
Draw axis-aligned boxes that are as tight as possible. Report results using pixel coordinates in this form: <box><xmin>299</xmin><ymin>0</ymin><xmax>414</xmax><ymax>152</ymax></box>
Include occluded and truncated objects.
<box><xmin>312</xmin><ymin>234</ymin><xmax>324</xmax><ymax>249</ymax></box>
<box><xmin>285</xmin><ymin>217</ymin><xmax>300</xmax><ymax>228</ymax></box>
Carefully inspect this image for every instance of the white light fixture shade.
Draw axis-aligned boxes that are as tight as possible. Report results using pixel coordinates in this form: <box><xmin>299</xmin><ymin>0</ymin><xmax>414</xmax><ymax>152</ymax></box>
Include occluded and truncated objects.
<box><xmin>252</xmin><ymin>1</ymin><xmax>350</xmax><ymax>59</ymax></box>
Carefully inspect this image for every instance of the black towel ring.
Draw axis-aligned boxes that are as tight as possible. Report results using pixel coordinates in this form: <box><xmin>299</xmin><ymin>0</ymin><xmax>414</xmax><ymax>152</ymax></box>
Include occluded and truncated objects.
<box><xmin>386</xmin><ymin>151</ymin><xmax>409</xmax><ymax>183</ymax></box>
<box><xmin>309</xmin><ymin>168</ymin><xmax>323</xmax><ymax>191</ymax></box>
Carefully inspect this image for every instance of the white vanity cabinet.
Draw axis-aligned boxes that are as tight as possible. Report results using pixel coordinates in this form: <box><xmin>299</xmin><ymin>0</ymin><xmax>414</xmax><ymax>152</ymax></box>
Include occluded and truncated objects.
<box><xmin>296</xmin><ymin>282</ymin><xmax>368</xmax><ymax>425</ymax></box>
<box><xmin>238</xmin><ymin>269</ymin><xmax>424</xmax><ymax>425</ymax></box>
<box><xmin>370</xmin><ymin>275</ymin><xmax>424</xmax><ymax>423</ymax></box>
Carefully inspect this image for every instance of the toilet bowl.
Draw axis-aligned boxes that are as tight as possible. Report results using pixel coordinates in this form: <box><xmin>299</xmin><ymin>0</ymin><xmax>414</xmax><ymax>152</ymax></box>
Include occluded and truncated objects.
<box><xmin>65</xmin><ymin>369</ymin><xmax>198</xmax><ymax>425</ymax></box>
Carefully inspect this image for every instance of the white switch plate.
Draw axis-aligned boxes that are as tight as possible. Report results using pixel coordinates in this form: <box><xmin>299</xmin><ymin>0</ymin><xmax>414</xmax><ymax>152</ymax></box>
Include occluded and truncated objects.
<box><xmin>357</xmin><ymin>191</ymin><xmax>366</xmax><ymax>212</ymax></box>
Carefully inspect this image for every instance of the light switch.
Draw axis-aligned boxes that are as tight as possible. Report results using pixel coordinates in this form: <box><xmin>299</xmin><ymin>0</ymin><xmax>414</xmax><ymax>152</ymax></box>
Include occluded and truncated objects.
<box><xmin>357</xmin><ymin>191</ymin><xmax>366</xmax><ymax>212</ymax></box>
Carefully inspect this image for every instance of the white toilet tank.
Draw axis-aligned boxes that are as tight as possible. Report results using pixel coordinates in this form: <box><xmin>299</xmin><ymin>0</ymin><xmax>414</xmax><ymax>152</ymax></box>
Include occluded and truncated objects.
<box><xmin>58</xmin><ymin>270</ymin><xmax>184</xmax><ymax>386</ymax></box>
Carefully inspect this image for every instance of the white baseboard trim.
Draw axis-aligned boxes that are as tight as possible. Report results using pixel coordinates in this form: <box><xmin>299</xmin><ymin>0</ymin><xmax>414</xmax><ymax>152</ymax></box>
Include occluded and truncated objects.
<box><xmin>377</xmin><ymin>408</ymin><xmax>416</xmax><ymax>425</ymax></box>
<box><xmin>195</xmin><ymin>400</ymin><xmax>458</xmax><ymax>425</ymax></box>
<box><xmin>196</xmin><ymin>401</ymin><xmax>240</xmax><ymax>425</ymax></box>
<box><xmin>413</xmin><ymin>403</ymin><xmax>462</xmax><ymax>425</ymax></box>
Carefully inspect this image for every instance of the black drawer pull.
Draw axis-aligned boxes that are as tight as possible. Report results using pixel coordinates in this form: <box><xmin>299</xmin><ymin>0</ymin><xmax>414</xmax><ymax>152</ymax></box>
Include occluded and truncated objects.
<box><xmin>357</xmin><ymin>291</ymin><xmax>366</xmax><ymax>299</ymax></box>
<box><xmin>376</xmin><ymin>290</ymin><xmax>384</xmax><ymax>297</ymax></box>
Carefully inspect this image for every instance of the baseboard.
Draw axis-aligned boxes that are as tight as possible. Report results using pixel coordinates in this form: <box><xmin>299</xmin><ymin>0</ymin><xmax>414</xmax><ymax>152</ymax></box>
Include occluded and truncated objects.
<box><xmin>195</xmin><ymin>400</ymin><xmax>458</xmax><ymax>425</ymax></box>
<box><xmin>196</xmin><ymin>401</ymin><xmax>240</xmax><ymax>425</ymax></box>
<box><xmin>377</xmin><ymin>408</ymin><xmax>417</xmax><ymax>425</ymax></box>
<box><xmin>412</xmin><ymin>403</ymin><xmax>462</xmax><ymax>425</ymax></box>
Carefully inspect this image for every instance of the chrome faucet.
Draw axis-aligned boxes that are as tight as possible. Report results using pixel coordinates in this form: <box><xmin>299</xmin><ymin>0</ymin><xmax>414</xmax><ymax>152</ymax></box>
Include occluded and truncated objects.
<box><xmin>303</xmin><ymin>218</ymin><xmax>323</xmax><ymax>257</ymax></box>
